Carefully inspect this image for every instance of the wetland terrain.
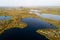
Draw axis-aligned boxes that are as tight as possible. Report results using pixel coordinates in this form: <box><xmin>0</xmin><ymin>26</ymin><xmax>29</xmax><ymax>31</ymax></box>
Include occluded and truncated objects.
<box><xmin>0</xmin><ymin>7</ymin><xmax>60</xmax><ymax>40</ymax></box>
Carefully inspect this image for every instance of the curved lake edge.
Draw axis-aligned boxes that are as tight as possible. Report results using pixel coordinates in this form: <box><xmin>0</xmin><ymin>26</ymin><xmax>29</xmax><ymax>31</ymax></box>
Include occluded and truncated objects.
<box><xmin>21</xmin><ymin>18</ymin><xmax>57</xmax><ymax>30</ymax></box>
<box><xmin>0</xmin><ymin>15</ymin><xmax>57</xmax><ymax>39</ymax></box>
<box><xmin>0</xmin><ymin>28</ymin><xmax>49</xmax><ymax>40</ymax></box>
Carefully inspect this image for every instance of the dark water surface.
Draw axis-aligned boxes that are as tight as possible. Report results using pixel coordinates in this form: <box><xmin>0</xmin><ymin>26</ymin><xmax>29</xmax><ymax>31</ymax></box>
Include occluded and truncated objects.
<box><xmin>0</xmin><ymin>18</ymin><xmax>57</xmax><ymax>40</ymax></box>
<box><xmin>21</xmin><ymin>18</ymin><xmax>57</xmax><ymax>29</ymax></box>
<box><xmin>0</xmin><ymin>28</ymin><xmax>49</xmax><ymax>40</ymax></box>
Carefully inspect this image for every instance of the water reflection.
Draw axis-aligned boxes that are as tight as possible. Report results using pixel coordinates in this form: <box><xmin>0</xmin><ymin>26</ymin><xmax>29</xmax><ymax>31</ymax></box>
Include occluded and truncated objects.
<box><xmin>21</xmin><ymin>18</ymin><xmax>57</xmax><ymax>30</ymax></box>
<box><xmin>29</xmin><ymin>9</ymin><xmax>60</xmax><ymax>20</ymax></box>
<box><xmin>40</xmin><ymin>14</ymin><xmax>60</xmax><ymax>20</ymax></box>
<box><xmin>0</xmin><ymin>16</ymin><xmax>11</xmax><ymax>20</ymax></box>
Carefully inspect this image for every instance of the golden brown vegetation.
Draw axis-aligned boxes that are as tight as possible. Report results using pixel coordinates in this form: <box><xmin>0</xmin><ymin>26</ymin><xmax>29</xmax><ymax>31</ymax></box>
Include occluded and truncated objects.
<box><xmin>36</xmin><ymin>29</ymin><xmax>60</xmax><ymax>40</ymax></box>
<box><xmin>40</xmin><ymin>8</ymin><xmax>60</xmax><ymax>15</ymax></box>
<box><xmin>0</xmin><ymin>8</ymin><xmax>40</xmax><ymax>34</ymax></box>
<box><xmin>0</xmin><ymin>7</ymin><xmax>60</xmax><ymax>40</ymax></box>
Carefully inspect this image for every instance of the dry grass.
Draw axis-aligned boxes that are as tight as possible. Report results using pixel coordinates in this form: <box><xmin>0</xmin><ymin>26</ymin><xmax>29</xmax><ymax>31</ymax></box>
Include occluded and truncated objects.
<box><xmin>40</xmin><ymin>8</ymin><xmax>60</xmax><ymax>15</ymax></box>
